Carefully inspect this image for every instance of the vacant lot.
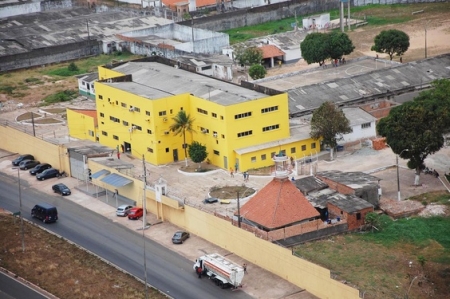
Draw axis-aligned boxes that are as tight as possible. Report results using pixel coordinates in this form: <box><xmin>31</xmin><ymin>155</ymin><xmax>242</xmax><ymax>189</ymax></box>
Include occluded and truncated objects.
<box><xmin>0</xmin><ymin>212</ymin><xmax>166</xmax><ymax>299</ymax></box>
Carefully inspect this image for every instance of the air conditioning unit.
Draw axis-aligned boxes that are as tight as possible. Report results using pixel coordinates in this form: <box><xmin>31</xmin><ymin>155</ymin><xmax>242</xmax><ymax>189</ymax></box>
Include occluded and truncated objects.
<box><xmin>163</xmin><ymin>117</ymin><xmax>167</xmax><ymax>122</ymax></box>
<box><xmin>202</xmin><ymin>129</ymin><xmax>208</xmax><ymax>134</ymax></box>
<box><xmin>213</xmin><ymin>133</ymin><xmax>218</xmax><ymax>138</ymax></box>
<box><xmin>132</xmin><ymin>125</ymin><xmax>137</xmax><ymax>130</ymax></box>
<box><xmin>128</xmin><ymin>127</ymin><xmax>133</xmax><ymax>133</ymax></box>
<box><xmin>129</xmin><ymin>107</ymin><xmax>134</xmax><ymax>112</ymax></box>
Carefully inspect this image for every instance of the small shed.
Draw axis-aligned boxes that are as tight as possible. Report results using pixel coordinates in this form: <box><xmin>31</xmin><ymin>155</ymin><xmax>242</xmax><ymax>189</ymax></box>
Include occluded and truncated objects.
<box><xmin>302</xmin><ymin>13</ymin><xmax>331</xmax><ymax>31</ymax></box>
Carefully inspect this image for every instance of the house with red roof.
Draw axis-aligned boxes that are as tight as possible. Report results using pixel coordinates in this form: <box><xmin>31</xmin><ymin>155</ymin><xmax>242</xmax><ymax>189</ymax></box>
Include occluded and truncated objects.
<box><xmin>260</xmin><ymin>44</ymin><xmax>285</xmax><ymax>68</ymax></box>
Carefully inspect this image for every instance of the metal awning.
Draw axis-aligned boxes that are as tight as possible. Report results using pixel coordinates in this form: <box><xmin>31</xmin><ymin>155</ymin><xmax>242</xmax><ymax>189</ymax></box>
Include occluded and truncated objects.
<box><xmin>101</xmin><ymin>173</ymin><xmax>133</xmax><ymax>187</ymax></box>
<box><xmin>92</xmin><ymin>169</ymin><xmax>111</xmax><ymax>179</ymax></box>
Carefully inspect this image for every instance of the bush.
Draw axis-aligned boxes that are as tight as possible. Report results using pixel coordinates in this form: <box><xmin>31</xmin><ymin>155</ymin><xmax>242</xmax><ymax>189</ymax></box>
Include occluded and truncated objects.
<box><xmin>0</xmin><ymin>85</ymin><xmax>15</xmax><ymax>94</ymax></box>
<box><xmin>68</xmin><ymin>62</ymin><xmax>79</xmax><ymax>72</ymax></box>
<box><xmin>43</xmin><ymin>90</ymin><xmax>78</xmax><ymax>104</ymax></box>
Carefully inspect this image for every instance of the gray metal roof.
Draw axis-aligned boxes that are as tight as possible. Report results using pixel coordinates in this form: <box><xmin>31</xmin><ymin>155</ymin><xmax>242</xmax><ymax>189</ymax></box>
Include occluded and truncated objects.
<box><xmin>101</xmin><ymin>173</ymin><xmax>133</xmax><ymax>187</ymax></box>
<box><xmin>107</xmin><ymin>62</ymin><xmax>269</xmax><ymax>105</ymax></box>
<box><xmin>328</xmin><ymin>193</ymin><xmax>373</xmax><ymax>213</ymax></box>
<box><xmin>76</xmin><ymin>72</ymin><xmax>99</xmax><ymax>83</ymax></box>
<box><xmin>342</xmin><ymin>107</ymin><xmax>377</xmax><ymax>126</ymax></box>
<box><xmin>92</xmin><ymin>169</ymin><xmax>111</xmax><ymax>179</ymax></box>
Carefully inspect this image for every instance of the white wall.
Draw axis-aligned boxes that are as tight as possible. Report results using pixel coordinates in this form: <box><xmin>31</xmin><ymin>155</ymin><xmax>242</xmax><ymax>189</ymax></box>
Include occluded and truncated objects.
<box><xmin>340</xmin><ymin>121</ymin><xmax>376</xmax><ymax>144</ymax></box>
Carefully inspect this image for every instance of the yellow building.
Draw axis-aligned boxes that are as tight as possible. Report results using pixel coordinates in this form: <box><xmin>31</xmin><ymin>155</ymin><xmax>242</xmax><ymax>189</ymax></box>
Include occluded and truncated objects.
<box><xmin>66</xmin><ymin>109</ymin><xmax>98</xmax><ymax>142</ymax></box>
<box><xmin>68</xmin><ymin>59</ymin><xmax>318</xmax><ymax>171</ymax></box>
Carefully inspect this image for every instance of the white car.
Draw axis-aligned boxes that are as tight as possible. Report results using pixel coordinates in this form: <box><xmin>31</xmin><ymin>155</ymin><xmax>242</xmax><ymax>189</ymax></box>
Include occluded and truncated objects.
<box><xmin>116</xmin><ymin>205</ymin><xmax>133</xmax><ymax>217</ymax></box>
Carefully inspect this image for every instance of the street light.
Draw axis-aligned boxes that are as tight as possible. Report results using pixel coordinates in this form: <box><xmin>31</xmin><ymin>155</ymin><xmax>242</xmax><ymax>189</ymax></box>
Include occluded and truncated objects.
<box><xmin>396</xmin><ymin>149</ymin><xmax>409</xmax><ymax>201</ymax></box>
<box><xmin>13</xmin><ymin>167</ymin><xmax>25</xmax><ymax>252</ymax></box>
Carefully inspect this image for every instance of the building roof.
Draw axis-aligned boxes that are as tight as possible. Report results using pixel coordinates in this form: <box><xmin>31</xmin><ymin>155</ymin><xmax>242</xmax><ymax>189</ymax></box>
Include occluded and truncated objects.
<box><xmin>106</xmin><ymin>61</ymin><xmax>269</xmax><ymax>105</ymax></box>
<box><xmin>69</xmin><ymin>109</ymin><xmax>98</xmax><ymax>127</ymax></box>
<box><xmin>239</xmin><ymin>178</ymin><xmax>320</xmax><ymax>230</ymax></box>
<box><xmin>260</xmin><ymin>45</ymin><xmax>285</xmax><ymax>59</ymax></box>
<box><xmin>294</xmin><ymin>176</ymin><xmax>329</xmax><ymax>195</ymax></box>
<box><xmin>316</xmin><ymin>171</ymin><xmax>381</xmax><ymax>188</ymax></box>
<box><xmin>342</xmin><ymin>107</ymin><xmax>377</xmax><ymax>126</ymax></box>
<box><xmin>327</xmin><ymin>193</ymin><xmax>373</xmax><ymax>213</ymax></box>
<box><xmin>76</xmin><ymin>72</ymin><xmax>98</xmax><ymax>83</ymax></box>
<box><xmin>162</xmin><ymin>0</ymin><xmax>217</xmax><ymax>9</ymax></box>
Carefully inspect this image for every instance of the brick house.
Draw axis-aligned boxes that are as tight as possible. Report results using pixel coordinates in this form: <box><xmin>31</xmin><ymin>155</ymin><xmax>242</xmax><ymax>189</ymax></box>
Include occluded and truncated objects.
<box><xmin>326</xmin><ymin>194</ymin><xmax>374</xmax><ymax>230</ymax></box>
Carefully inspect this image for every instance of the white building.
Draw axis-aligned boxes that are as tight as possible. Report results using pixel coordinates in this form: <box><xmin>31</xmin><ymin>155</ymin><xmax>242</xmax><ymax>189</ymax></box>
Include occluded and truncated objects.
<box><xmin>340</xmin><ymin>107</ymin><xmax>377</xmax><ymax>144</ymax></box>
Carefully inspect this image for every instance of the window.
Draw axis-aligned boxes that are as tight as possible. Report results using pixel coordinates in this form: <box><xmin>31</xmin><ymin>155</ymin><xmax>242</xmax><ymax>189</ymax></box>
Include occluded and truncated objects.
<box><xmin>237</xmin><ymin>130</ymin><xmax>252</xmax><ymax>138</ymax></box>
<box><xmin>159</xmin><ymin>111</ymin><xmax>167</xmax><ymax>116</ymax></box>
<box><xmin>221</xmin><ymin>134</ymin><xmax>225</xmax><ymax>139</ymax></box>
<box><xmin>165</xmin><ymin>148</ymin><xmax>169</xmax><ymax>153</ymax></box>
<box><xmin>261</xmin><ymin>154</ymin><xmax>266</xmax><ymax>160</ymax></box>
<box><xmin>123</xmin><ymin>121</ymin><xmax>129</xmax><ymax>126</ymax></box>
<box><xmin>301</xmin><ymin>145</ymin><xmax>306</xmax><ymax>151</ymax></box>
<box><xmin>134</xmin><ymin>107</ymin><xmax>141</xmax><ymax>113</ymax></box>
<box><xmin>262</xmin><ymin>124</ymin><xmax>279</xmax><ymax>132</ymax></box>
<box><xmin>115</xmin><ymin>101</ymin><xmax>118</xmax><ymax>105</ymax></box>
<box><xmin>251</xmin><ymin>156</ymin><xmax>256</xmax><ymax>163</ymax></box>
<box><xmin>212</xmin><ymin>113</ymin><xmax>217</xmax><ymax>118</ymax></box>
<box><xmin>147</xmin><ymin>129</ymin><xmax>152</xmax><ymax>134</ymax></box>
<box><xmin>110</xmin><ymin>116</ymin><xmax>120</xmax><ymax>123</ymax></box>
<box><xmin>132</xmin><ymin>124</ymin><xmax>142</xmax><ymax>131</ymax></box>
<box><xmin>261</xmin><ymin>106</ymin><xmax>278</xmax><ymax>113</ymax></box>
<box><xmin>170</xmin><ymin>109</ymin><xmax>173</xmax><ymax>114</ymax></box>
<box><xmin>234</xmin><ymin>112</ymin><xmax>252</xmax><ymax>119</ymax></box>
<box><xmin>88</xmin><ymin>130</ymin><xmax>94</xmax><ymax>137</ymax></box>
<box><xmin>147</xmin><ymin>147</ymin><xmax>153</xmax><ymax>153</ymax></box>
<box><xmin>113</xmin><ymin>135</ymin><xmax>119</xmax><ymax>140</ymax></box>
<box><xmin>197</xmin><ymin>108</ymin><xmax>208</xmax><ymax>115</ymax></box>
<box><xmin>291</xmin><ymin>147</ymin><xmax>296</xmax><ymax>154</ymax></box>
<box><xmin>101</xmin><ymin>131</ymin><xmax>108</xmax><ymax>136</ymax></box>
<box><xmin>356</xmin><ymin>213</ymin><xmax>361</xmax><ymax>220</ymax></box>
<box><xmin>145</xmin><ymin>111</ymin><xmax>151</xmax><ymax>116</ymax></box>
<box><xmin>100</xmin><ymin>113</ymin><xmax>104</xmax><ymax>118</ymax></box>
<box><xmin>361</xmin><ymin>122</ymin><xmax>371</xmax><ymax>129</ymax></box>
<box><xmin>121</xmin><ymin>102</ymin><xmax>127</xmax><ymax>108</ymax></box>
<box><xmin>311</xmin><ymin>143</ymin><xmax>316</xmax><ymax>149</ymax></box>
<box><xmin>271</xmin><ymin>152</ymin><xmax>276</xmax><ymax>158</ymax></box>
<box><xmin>213</xmin><ymin>150</ymin><xmax>220</xmax><ymax>155</ymax></box>
<box><xmin>220</xmin><ymin>116</ymin><xmax>224</xmax><ymax>120</ymax></box>
<box><xmin>200</xmin><ymin>127</ymin><xmax>209</xmax><ymax>134</ymax></box>
<box><xmin>99</xmin><ymin>95</ymin><xmax>103</xmax><ymax>100</ymax></box>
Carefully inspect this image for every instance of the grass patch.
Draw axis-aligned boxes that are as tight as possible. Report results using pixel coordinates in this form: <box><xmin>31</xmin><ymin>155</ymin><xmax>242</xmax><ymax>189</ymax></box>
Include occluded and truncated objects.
<box><xmin>16</xmin><ymin>112</ymin><xmax>42</xmax><ymax>122</ymax></box>
<box><xmin>43</xmin><ymin>90</ymin><xmax>78</xmax><ymax>104</ymax></box>
<box><xmin>24</xmin><ymin>77</ymin><xmax>44</xmax><ymax>84</ymax></box>
<box><xmin>209</xmin><ymin>185</ymin><xmax>256</xmax><ymax>199</ymax></box>
<box><xmin>410</xmin><ymin>190</ymin><xmax>450</xmax><ymax>206</ymax></box>
<box><xmin>41</xmin><ymin>108</ymin><xmax>66</xmax><ymax>114</ymax></box>
<box><xmin>0</xmin><ymin>85</ymin><xmax>15</xmax><ymax>94</ymax></box>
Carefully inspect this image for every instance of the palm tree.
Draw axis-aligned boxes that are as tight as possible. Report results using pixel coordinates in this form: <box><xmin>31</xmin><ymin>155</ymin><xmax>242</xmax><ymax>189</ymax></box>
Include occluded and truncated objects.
<box><xmin>169</xmin><ymin>110</ymin><xmax>195</xmax><ymax>165</ymax></box>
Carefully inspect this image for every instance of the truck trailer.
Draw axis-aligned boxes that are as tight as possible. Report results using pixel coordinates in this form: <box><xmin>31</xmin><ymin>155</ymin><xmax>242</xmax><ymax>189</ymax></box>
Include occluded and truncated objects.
<box><xmin>193</xmin><ymin>253</ymin><xmax>245</xmax><ymax>289</ymax></box>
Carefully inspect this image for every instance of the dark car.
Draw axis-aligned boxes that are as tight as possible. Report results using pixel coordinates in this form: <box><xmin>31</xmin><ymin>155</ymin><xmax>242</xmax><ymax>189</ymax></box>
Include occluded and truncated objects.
<box><xmin>31</xmin><ymin>203</ymin><xmax>58</xmax><ymax>223</ymax></box>
<box><xmin>29</xmin><ymin>163</ymin><xmax>52</xmax><ymax>175</ymax></box>
<box><xmin>52</xmin><ymin>183</ymin><xmax>71</xmax><ymax>196</ymax></box>
<box><xmin>12</xmin><ymin>154</ymin><xmax>34</xmax><ymax>166</ymax></box>
<box><xmin>172</xmin><ymin>231</ymin><xmax>190</xmax><ymax>244</ymax></box>
<box><xmin>128</xmin><ymin>207</ymin><xmax>143</xmax><ymax>220</ymax></box>
<box><xmin>203</xmin><ymin>197</ymin><xmax>219</xmax><ymax>204</ymax></box>
<box><xmin>19</xmin><ymin>160</ymin><xmax>40</xmax><ymax>170</ymax></box>
<box><xmin>36</xmin><ymin>168</ymin><xmax>60</xmax><ymax>181</ymax></box>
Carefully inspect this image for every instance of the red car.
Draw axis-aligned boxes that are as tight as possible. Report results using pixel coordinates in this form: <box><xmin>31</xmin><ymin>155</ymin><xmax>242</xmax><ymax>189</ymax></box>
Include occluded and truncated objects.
<box><xmin>128</xmin><ymin>207</ymin><xmax>143</xmax><ymax>220</ymax></box>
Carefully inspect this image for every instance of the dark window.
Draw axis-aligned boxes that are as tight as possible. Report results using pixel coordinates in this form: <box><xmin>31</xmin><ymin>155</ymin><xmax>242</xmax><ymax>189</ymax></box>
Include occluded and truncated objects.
<box><xmin>262</xmin><ymin>124</ymin><xmax>279</xmax><ymax>132</ymax></box>
<box><xmin>113</xmin><ymin>135</ymin><xmax>119</xmax><ymax>140</ymax></box>
<box><xmin>234</xmin><ymin>112</ymin><xmax>252</xmax><ymax>119</ymax></box>
<box><xmin>99</xmin><ymin>95</ymin><xmax>103</xmax><ymax>100</ymax></box>
<box><xmin>311</xmin><ymin>143</ymin><xmax>316</xmax><ymax>149</ymax></box>
<box><xmin>261</xmin><ymin>154</ymin><xmax>266</xmax><ymax>160</ymax></box>
<box><xmin>165</xmin><ymin>148</ymin><xmax>169</xmax><ymax>153</ymax></box>
<box><xmin>261</xmin><ymin>106</ymin><xmax>278</xmax><ymax>113</ymax></box>
<box><xmin>123</xmin><ymin>121</ymin><xmax>129</xmax><ymax>126</ymax></box>
<box><xmin>197</xmin><ymin>108</ymin><xmax>208</xmax><ymax>115</ymax></box>
<box><xmin>147</xmin><ymin>147</ymin><xmax>153</xmax><ymax>153</ymax></box>
<box><xmin>212</xmin><ymin>113</ymin><xmax>217</xmax><ymax>118</ymax></box>
<box><xmin>146</xmin><ymin>111</ymin><xmax>151</xmax><ymax>116</ymax></box>
<box><xmin>102</xmin><ymin>131</ymin><xmax>108</xmax><ymax>136</ymax></box>
<box><xmin>159</xmin><ymin>111</ymin><xmax>167</xmax><ymax>116</ymax></box>
<box><xmin>121</xmin><ymin>103</ymin><xmax>127</xmax><ymax>108</ymax></box>
<box><xmin>237</xmin><ymin>130</ymin><xmax>252</xmax><ymax>138</ymax></box>
<box><xmin>100</xmin><ymin>113</ymin><xmax>104</xmax><ymax>118</ymax></box>
<box><xmin>291</xmin><ymin>147</ymin><xmax>296</xmax><ymax>154</ymax></box>
<box><xmin>213</xmin><ymin>150</ymin><xmax>219</xmax><ymax>155</ymax></box>
<box><xmin>147</xmin><ymin>129</ymin><xmax>152</xmax><ymax>134</ymax></box>
<box><xmin>301</xmin><ymin>145</ymin><xmax>306</xmax><ymax>151</ymax></box>
<box><xmin>356</xmin><ymin>213</ymin><xmax>361</xmax><ymax>220</ymax></box>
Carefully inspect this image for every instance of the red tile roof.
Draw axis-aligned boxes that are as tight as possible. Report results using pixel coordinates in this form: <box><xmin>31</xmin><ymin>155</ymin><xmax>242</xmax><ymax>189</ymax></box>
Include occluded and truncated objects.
<box><xmin>239</xmin><ymin>178</ymin><xmax>320</xmax><ymax>230</ymax></box>
<box><xmin>73</xmin><ymin>109</ymin><xmax>98</xmax><ymax>127</ymax></box>
<box><xmin>260</xmin><ymin>45</ymin><xmax>285</xmax><ymax>59</ymax></box>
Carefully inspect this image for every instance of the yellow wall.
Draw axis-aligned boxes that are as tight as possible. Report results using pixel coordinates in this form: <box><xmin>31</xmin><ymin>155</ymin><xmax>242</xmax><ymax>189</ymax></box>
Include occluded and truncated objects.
<box><xmin>97</xmin><ymin>66</ymin><xmax>125</xmax><ymax>81</ymax></box>
<box><xmin>0</xmin><ymin>125</ymin><xmax>71</xmax><ymax>175</ymax></box>
<box><xmin>66</xmin><ymin>109</ymin><xmax>97</xmax><ymax>142</ymax></box>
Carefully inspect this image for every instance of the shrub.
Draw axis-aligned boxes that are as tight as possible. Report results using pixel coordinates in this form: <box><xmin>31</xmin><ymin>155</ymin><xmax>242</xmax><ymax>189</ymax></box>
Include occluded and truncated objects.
<box><xmin>43</xmin><ymin>90</ymin><xmax>78</xmax><ymax>104</ymax></box>
<box><xmin>0</xmin><ymin>85</ymin><xmax>15</xmax><ymax>94</ymax></box>
<box><xmin>68</xmin><ymin>62</ymin><xmax>79</xmax><ymax>72</ymax></box>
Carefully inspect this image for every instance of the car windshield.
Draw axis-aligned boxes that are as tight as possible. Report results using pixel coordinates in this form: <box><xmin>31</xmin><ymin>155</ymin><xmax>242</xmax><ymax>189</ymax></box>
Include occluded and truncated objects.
<box><xmin>174</xmin><ymin>233</ymin><xmax>182</xmax><ymax>237</ymax></box>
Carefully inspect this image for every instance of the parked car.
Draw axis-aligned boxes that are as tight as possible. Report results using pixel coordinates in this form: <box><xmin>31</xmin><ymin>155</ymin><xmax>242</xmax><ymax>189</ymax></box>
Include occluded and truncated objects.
<box><xmin>203</xmin><ymin>197</ymin><xmax>219</xmax><ymax>204</ymax></box>
<box><xmin>52</xmin><ymin>183</ymin><xmax>71</xmax><ymax>196</ymax></box>
<box><xmin>31</xmin><ymin>203</ymin><xmax>58</xmax><ymax>223</ymax></box>
<box><xmin>29</xmin><ymin>163</ymin><xmax>52</xmax><ymax>175</ymax></box>
<box><xmin>36</xmin><ymin>168</ymin><xmax>60</xmax><ymax>181</ymax></box>
<box><xmin>19</xmin><ymin>160</ymin><xmax>40</xmax><ymax>170</ymax></box>
<box><xmin>128</xmin><ymin>207</ymin><xmax>143</xmax><ymax>220</ymax></box>
<box><xmin>172</xmin><ymin>231</ymin><xmax>190</xmax><ymax>244</ymax></box>
<box><xmin>12</xmin><ymin>154</ymin><xmax>34</xmax><ymax>166</ymax></box>
<box><xmin>116</xmin><ymin>205</ymin><xmax>133</xmax><ymax>217</ymax></box>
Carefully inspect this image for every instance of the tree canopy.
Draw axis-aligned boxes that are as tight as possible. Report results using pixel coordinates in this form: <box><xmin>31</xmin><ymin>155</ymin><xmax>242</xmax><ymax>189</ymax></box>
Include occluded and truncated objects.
<box><xmin>188</xmin><ymin>141</ymin><xmax>208</xmax><ymax>168</ymax></box>
<box><xmin>234</xmin><ymin>46</ymin><xmax>263</xmax><ymax>67</ymax></box>
<box><xmin>371</xmin><ymin>29</ymin><xmax>410</xmax><ymax>60</ymax></box>
<box><xmin>413</xmin><ymin>79</ymin><xmax>450</xmax><ymax>129</ymax></box>
<box><xmin>310</xmin><ymin>102</ymin><xmax>352</xmax><ymax>160</ymax></box>
<box><xmin>249</xmin><ymin>64</ymin><xmax>266</xmax><ymax>79</ymax></box>
<box><xmin>300</xmin><ymin>32</ymin><xmax>354</xmax><ymax>65</ymax></box>
<box><xmin>169</xmin><ymin>110</ymin><xmax>195</xmax><ymax>159</ymax></box>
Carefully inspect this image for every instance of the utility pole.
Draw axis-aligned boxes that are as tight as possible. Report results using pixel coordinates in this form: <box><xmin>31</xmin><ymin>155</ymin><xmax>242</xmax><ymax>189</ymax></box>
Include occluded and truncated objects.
<box><xmin>13</xmin><ymin>168</ymin><xmax>25</xmax><ymax>252</ymax></box>
<box><xmin>142</xmin><ymin>154</ymin><xmax>149</xmax><ymax>299</ymax></box>
<box><xmin>237</xmin><ymin>191</ymin><xmax>241</xmax><ymax>228</ymax></box>
<box><xmin>340</xmin><ymin>0</ymin><xmax>344</xmax><ymax>32</ymax></box>
<box><xmin>31</xmin><ymin>112</ymin><xmax>36</xmax><ymax>137</ymax></box>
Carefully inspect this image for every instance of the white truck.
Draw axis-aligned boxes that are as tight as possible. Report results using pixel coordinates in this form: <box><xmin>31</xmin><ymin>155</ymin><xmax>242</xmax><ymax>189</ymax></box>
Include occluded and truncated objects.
<box><xmin>193</xmin><ymin>253</ymin><xmax>245</xmax><ymax>289</ymax></box>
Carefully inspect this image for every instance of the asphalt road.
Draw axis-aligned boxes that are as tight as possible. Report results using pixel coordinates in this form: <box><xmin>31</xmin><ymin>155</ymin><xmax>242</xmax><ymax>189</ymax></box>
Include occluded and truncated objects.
<box><xmin>0</xmin><ymin>271</ymin><xmax>47</xmax><ymax>299</ymax></box>
<box><xmin>0</xmin><ymin>172</ymin><xmax>252</xmax><ymax>299</ymax></box>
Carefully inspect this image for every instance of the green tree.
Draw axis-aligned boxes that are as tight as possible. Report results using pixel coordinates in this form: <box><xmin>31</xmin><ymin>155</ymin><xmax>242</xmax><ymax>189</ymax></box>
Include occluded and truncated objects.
<box><xmin>310</xmin><ymin>102</ymin><xmax>352</xmax><ymax>160</ymax></box>
<box><xmin>413</xmin><ymin>79</ymin><xmax>450</xmax><ymax>129</ymax></box>
<box><xmin>169</xmin><ymin>110</ymin><xmax>195</xmax><ymax>164</ymax></box>
<box><xmin>68</xmin><ymin>62</ymin><xmax>79</xmax><ymax>72</ymax></box>
<box><xmin>241</xmin><ymin>47</ymin><xmax>263</xmax><ymax>66</ymax></box>
<box><xmin>377</xmin><ymin>100</ymin><xmax>446</xmax><ymax>186</ymax></box>
<box><xmin>248</xmin><ymin>64</ymin><xmax>266</xmax><ymax>79</ymax></box>
<box><xmin>188</xmin><ymin>141</ymin><xmax>208</xmax><ymax>169</ymax></box>
<box><xmin>371</xmin><ymin>29</ymin><xmax>410</xmax><ymax>60</ymax></box>
<box><xmin>300</xmin><ymin>32</ymin><xmax>329</xmax><ymax>65</ymax></box>
<box><xmin>364</xmin><ymin>212</ymin><xmax>381</xmax><ymax>232</ymax></box>
<box><xmin>327</xmin><ymin>31</ymin><xmax>355</xmax><ymax>60</ymax></box>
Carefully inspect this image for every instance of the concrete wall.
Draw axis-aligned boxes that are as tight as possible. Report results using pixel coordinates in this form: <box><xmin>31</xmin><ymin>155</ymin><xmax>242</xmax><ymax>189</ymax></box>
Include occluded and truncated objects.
<box><xmin>353</xmin><ymin>0</ymin><xmax>447</xmax><ymax>6</ymax></box>
<box><xmin>0</xmin><ymin>0</ymin><xmax>72</xmax><ymax>18</ymax></box>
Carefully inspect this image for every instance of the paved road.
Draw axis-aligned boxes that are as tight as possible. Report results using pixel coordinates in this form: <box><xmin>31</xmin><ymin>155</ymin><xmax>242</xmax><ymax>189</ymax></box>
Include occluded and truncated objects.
<box><xmin>0</xmin><ymin>172</ymin><xmax>252</xmax><ymax>299</ymax></box>
<box><xmin>0</xmin><ymin>271</ymin><xmax>48</xmax><ymax>299</ymax></box>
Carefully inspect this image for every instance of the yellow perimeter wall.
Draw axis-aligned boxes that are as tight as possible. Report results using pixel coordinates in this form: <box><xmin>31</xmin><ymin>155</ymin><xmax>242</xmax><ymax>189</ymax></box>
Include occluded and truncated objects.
<box><xmin>66</xmin><ymin>109</ymin><xmax>97</xmax><ymax>142</ymax></box>
<box><xmin>0</xmin><ymin>125</ymin><xmax>70</xmax><ymax>175</ymax></box>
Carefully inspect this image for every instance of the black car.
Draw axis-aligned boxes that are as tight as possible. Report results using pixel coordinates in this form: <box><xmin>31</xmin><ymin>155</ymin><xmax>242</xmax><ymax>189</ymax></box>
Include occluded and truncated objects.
<box><xmin>19</xmin><ymin>160</ymin><xmax>40</xmax><ymax>170</ymax></box>
<box><xmin>203</xmin><ymin>197</ymin><xmax>219</xmax><ymax>204</ymax></box>
<box><xmin>29</xmin><ymin>163</ymin><xmax>52</xmax><ymax>175</ymax></box>
<box><xmin>36</xmin><ymin>168</ymin><xmax>60</xmax><ymax>181</ymax></box>
<box><xmin>172</xmin><ymin>231</ymin><xmax>190</xmax><ymax>244</ymax></box>
<box><xmin>52</xmin><ymin>183</ymin><xmax>71</xmax><ymax>196</ymax></box>
<box><xmin>12</xmin><ymin>154</ymin><xmax>34</xmax><ymax>166</ymax></box>
<box><xmin>31</xmin><ymin>203</ymin><xmax>58</xmax><ymax>223</ymax></box>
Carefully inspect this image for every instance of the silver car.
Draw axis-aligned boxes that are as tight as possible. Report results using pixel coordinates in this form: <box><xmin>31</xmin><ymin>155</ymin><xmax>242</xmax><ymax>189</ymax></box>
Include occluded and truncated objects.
<box><xmin>116</xmin><ymin>205</ymin><xmax>133</xmax><ymax>217</ymax></box>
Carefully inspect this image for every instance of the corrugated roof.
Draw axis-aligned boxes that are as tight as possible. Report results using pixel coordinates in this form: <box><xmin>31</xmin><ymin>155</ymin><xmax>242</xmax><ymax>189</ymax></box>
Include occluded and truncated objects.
<box><xmin>101</xmin><ymin>173</ymin><xmax>133</xmax><ymax>187</ymax></box>
<box><xmin>92</xmin><ymin>169</ymin><xmax>111</xmax><ymax>179</ymax></box>
<box><xmin>238</xmin><ymin>178</ymin><xmax>320</xmax><ymax>230</ymax></box>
